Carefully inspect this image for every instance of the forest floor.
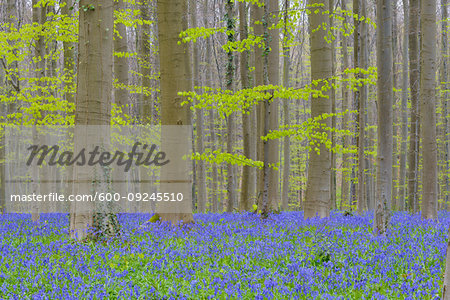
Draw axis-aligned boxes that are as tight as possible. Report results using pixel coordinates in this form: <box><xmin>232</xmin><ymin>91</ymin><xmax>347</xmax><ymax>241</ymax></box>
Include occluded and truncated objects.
<box><xmin>0</xmin><ymin>211</ymin><xmax>446</xmax><ymax>299</ymax></box>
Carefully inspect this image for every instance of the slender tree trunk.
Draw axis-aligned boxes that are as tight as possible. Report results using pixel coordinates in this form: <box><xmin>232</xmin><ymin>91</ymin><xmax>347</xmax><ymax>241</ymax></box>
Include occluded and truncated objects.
<box><xmin>420</xmin><ymin>0</ymin><xmax>438</xmax><ymax>220</ymax></box>
<box><xmin>374</xmin><ymin>0</ymin><xmax>393</xmax><ymax>235</ymax></box>
<box><xmin>156</xmin><ymin>0</ymin><xmax>194</xmax><ymax>224</ymax></box>
<box><xmin>252</xmin><ymin>2</ymin><xmax>265</xmax><ymax>211</ymax></box>
<box><xmin>282</xmin><ymin>0</ymin><xmax>291</xmax><ymax>211</ymax></box>
<box><xmin>239</xmin><ymin>1</ymin><xmax>252</xmax><ymax>211</ymax></box>
<box><xmin>407</xmin><ymin>0</ymin><xmax>420</xmax><ymax>213</ymax></box>
<box><xmin>353</xmin><ymin>0</ymin><xmax>360</xmax><ymax>212</ymax></box>
<box><xmin>304</xmin><ymin>0</ymin><xmax>332</xmax><ymax>219</ymax></box>
<box><xmin>368</xmin><ymin>96</ymin><xmax>377</xmax><ymax>211</ymax></box>
<box><xmin>341</xmin><ymin>0</ymin><xmax>351</xmax><ymax>210</ymax></box>
<box><xmin>191</xmin><ymin>0</ymin><xmax>207</xmax><ymax>213</ymax></box>
<box><xmin>1</xmin><ymin>0</ymin><xmax>21</xmax><ymax>213</ymax></box>
<box><xmin>391</xmin><ymin>0</ymin><xmax>399</xmax><ymax>211</ymax></box>
<box><xmin>138</xmin><ymin>0</ymin><xmax>155</xmax><ymax>214</ymax></box>
<box><xmin>140</xmin><ymin>0</ymin><xmax>152</xmax><ymax>124</ymax></box>
<box><xmin>114</xmin><ymin>0</ymin><xmax>129</xmax><ymax>109</ymax></box>
<box><xmin>61</xmin><ymin>0</ymin><xmax>75</xmax><ymax>211</ymax></box>
<box><xmin>361</xmin><ymin>0</ymin><xmax>370</xmax><ymax>211</ymax></box>
<box><xmin>112</xmin><ymin>0</ymin><xmax>129</xmax><ymax>213</ymax></box>
<box><xmin>398</xmin><ymin>0</ymin><xmax>409</xmax><ymax>211</ymax></box>
<box><xmin>267</xmin><ymin>0</ymin><xmax>280</xmax><ymax>211</ymax></box>
<box><xmin>40</xmin><ymin>0</ymin><xmax>50</xmax><ymax>214</ymax></box>
<box><xmin>354</xmin><ymin>0</ymin><xmax>366</xmax><ymax>214</ymax></box>
<box><xmin>31</xmin><ymin>0</ymin><xmax>46</xmax><ymax>223</ymax></box>
<box><xmin>204</xmin><ymin>0</ymin><xmax>219</xmax><ymax>213</ymax></box>
<box><xmin>209</xmin><ymin>109</ymin><xmax>219</xmax><ymax>213</ymax></box>
<box><xmin>443</xmin><ymin>0</ymin><xmax>450</xmax><ymax>273</ymax></box>
<box><xmin>441</xmin><ymin>0</ymin><xmax>449</xmax><ymax>208</ymax></box>
<box><xmin>329</xmin><ymin>0</ymin><xmax>337</xmax><ymax>211</ymax></box>
<box><xmin>226</xmin><ymin>0</ymin><xmax>236</xmax><ymax>213</ymax></box>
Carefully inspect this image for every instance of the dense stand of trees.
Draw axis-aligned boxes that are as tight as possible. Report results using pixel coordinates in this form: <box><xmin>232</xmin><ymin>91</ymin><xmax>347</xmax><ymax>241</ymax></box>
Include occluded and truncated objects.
<box><xmin>0</xmin><ymin>0</ymin><xmax>448</xmax><ymax>239</ymax></box>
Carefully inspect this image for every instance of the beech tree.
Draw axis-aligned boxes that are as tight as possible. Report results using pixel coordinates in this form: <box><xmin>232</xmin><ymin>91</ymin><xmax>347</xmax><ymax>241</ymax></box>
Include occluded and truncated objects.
<box><xmin>156</xmin><ymin>0</ymin><xmax>194</xmax><ymax>224</ymax></box>
<box><xmin>225</xmin><ymin>0</ymin><xmax>236</xmax><ymax>213</ymax></box>
<box><xmin>267</xmin><ymin>0</ymin><xmax>280</xmax><ymax>211</ymax></box>
<box><xmin>281</xmin><ymin>0</ymin><xmax>291</xmax><ymax>211</ymax></box>
<box><xmin>373</xmin><ymin>0</ymin><xmax>393</xmax><ymax>235</ymax></box>
<box><xmin>419</xmin><ymin>0</ymin><xmax>438</xmax><ymax>220</ymax></box>
<box><xmin>304</xmin><ymin>0</ymin><xmax>332</xmax><ymax>218</ymax></box>
<box><xmin>239</xmin><ymin>0</ymin><xmax>252</xmax><ymax>211</ymax></box>
<box><xmin>407</xmin><ymin>0</ymin><xmax>420</xmax><ymax>212</ymax></box>
<box><xmin>70</xmin><ymin>0</ymin><xmax>120</xmax><ymax>241</ymax></box>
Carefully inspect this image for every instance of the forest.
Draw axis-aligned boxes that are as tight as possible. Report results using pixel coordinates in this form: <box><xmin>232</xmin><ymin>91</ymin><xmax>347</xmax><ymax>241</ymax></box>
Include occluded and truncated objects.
<box><xmin>0</xmin><ymin>0</ymin><xmax>449</xmax><ymax>298</ymax></box>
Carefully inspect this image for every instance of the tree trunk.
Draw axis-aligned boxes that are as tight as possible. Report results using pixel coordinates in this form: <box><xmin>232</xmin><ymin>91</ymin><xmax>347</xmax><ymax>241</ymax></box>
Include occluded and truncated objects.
<box><xmin>112</xmin><ymin>0</ymin><xmax>129</xmax><ymax>213</ymax></box>
<box><xmin>31</xmin><ymin>0</ymin><xmax>46</xmax><ymax>223</ymax></box>
<box><xmin>139</xmin><ymin>0</ymin><xmax>152</xmax><ymax>124</ymax></box>
<box><xmin>340</xmin><ymin>0</ymin><xmax>351</xmax><ymax>210</ymax></box>
<box><xmin>391</xmin><ymin>0</ymin><xmax>399</xmax><ymax>211</ymax></box>
<box><xmin>440</xmin><ymin>0</ymin><xmax>449</xmax><ymax>208</ymax></box>
<box><xmin>156</xmin><ymin>0</ymin><xmax>194</xmax><ymax>224</ymax></box>
<box><xmin>420</xmin><ymin>0</ymin><xmax>438</xmax><ymax>220</ymax></box>
<box><xmin>62</xmin><ymin>0</ymin><xmax>74</xmax><ymax>102</ymax></box>
<box><xmin>304</xmin><ymin>0</ymin><xmax>332</xmax><ymax>219</ymax></box>
<box><xmin>329</xmin><ymin>0</ymin><xmax>337</xmax><ymax>211</ymax></box>
<box><xmin>407</xmin><ymin>0</ymin><xmax>420</xmax><ymax>213</ymax></box>
<box><xmin>114</xmin><ymin>0</ymin><xmax>129</xmax><ymax>109</ymax></box>
<box><xmin>226</xmin><ymin>0</ymin><xmax>236</xmax><ymax>213</ymax></box>
<box><xmin>360</xmin><ymin>0</ymin><xmax>369</xmax><ymax>212</ymax></box>
<box><xmin>374</xmin><ymin>0</ymin><xmax>393</xmax><ymax>235</ymax></box>
<box><xmin>70</xmin><ymin>0</ymin><xmax>120</xmax><ymax>240</ymax></box>
<box><xmin>1</xmin><ymin>0</ymin><xmax>20</xmax><ymax>214</ymax></box>
<box><xmin>239</xmin><ymin>1</ymin><xmax>253</xmax><ymax>211</ymax></box>
<box><xmin>252</xmin><ymin>2</ymin><xmax>265</xmax><ymax>212</ymax></box>
<box><xmin>398</xmin><ymin>0</ymin><xmax>408</xmax><ymax>211</ymax></box>
<box><xmin>282</xmin><ymin>0</ymin><xmax>291</xmax><ymax>211</ymax></box>
<box><xmin>267</xmin><ymin>0</ymin><xmax>280</xmax><ymax>211</ymax></box>
<box><xmin>191</xmin><ymin>0</ymin><xmax>207</xmax><ymax>213</ymax></box>
<box><xmin>204</xmin><ymin>0</ymin><xmax>219</xmax><ymax>213</ymax></box>
<box><xmin>354</xmin><ymin>0</ymin><xmax>366</xmax><ymax>214</ymax></box>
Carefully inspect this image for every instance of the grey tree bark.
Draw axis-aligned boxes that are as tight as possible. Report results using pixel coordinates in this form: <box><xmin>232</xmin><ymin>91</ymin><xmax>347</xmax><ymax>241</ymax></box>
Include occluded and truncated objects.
<box><xmin>204</xmin><ymin>0</ymin><xmax>219</xmax><ymax>213</ymax></box>
<box><xmin>226</xmin><ymin>0</ymin><xmax>236</xmax><ymax>213</ymax></box>
<box><xmin>139</xmin><ymin>0</ymin><xmax>152</xmax><ymax>124</ymax></box>
<box><xmin>304</xmin><ymin>0</ymin><xmax>332</xmax><ymax>218</ymax></box>
<box><xmin>191</xmin><ymin>0</ymin><xmax>207</xmax><ymax>213</ymax></box>
<box><xmin>252</xmin><ymin>2</ymin><xmax>265</xmax><ymax>212</ymax></box>
<box><xmin>340</xmin><ymin>0</ymin><xmax>351</xmax><ymax>210</ymax></box>
<box><xmin>239</xmin><ymin>1</ymin><xmax>253</xmax><ymax>211</ymax></box>
<box><xmin>112</xmin><ymin>0</ymin><xmax>129</xmax><ymax>213</ymax></box>
<box><xmin>354</xmin><ymin>0</ymin><xmax>366</xmax><ymax>214</ymax></box>
<box><xmin>114</xmin><ymin>0</ymin><xmax>129</xmax><ymax>109</ymax></box>
<box><xmin>156</xmin><ymin>0</ymin><xmax>194</xmax><ymax>224</ymax></box>
<box><xmin>419</xmin><ymin>0</ymin><xmax>438</xmax><ymax>220</ymax></box>
<box><xmin>360</xmin><ymin>0</ymin><xmax>370</xmax><ymax>211</ymax></box>
<box><xmin>31</xmin><ymin>0</ymin><xmax>46</xmax><ymax>223</ymax></box>
<box><xmin>374</xmin><ymin>0</ymin><xmax>393</xmax><ymax>235</ymax></box>
<box><xmin>440</xmin><ymin>0</ymin><xmax>449</xmax><ymax>207</ymax></box>
<box><xmin>267</xmin><ymin>0</ymin><xmax>280</xmax><ymax>211</ymax></box>
<box><xmin>398</xmin><ymin>0</ymin><xmax>409</xmax><ymax>211</ymax></box>
<box><xmin>282</xmin><ymin>0</ymin><xmax>291</xmax><ymax>211</ymax></box>
<box><xmin>70</xmin><ymin>0</ymin><xmax>120</xmax><ymax>240</ymax></box>
<box><xmin>407</xmin><ymin>0</ymin><xmax>420</xmax><ymax>213</ymax></box>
